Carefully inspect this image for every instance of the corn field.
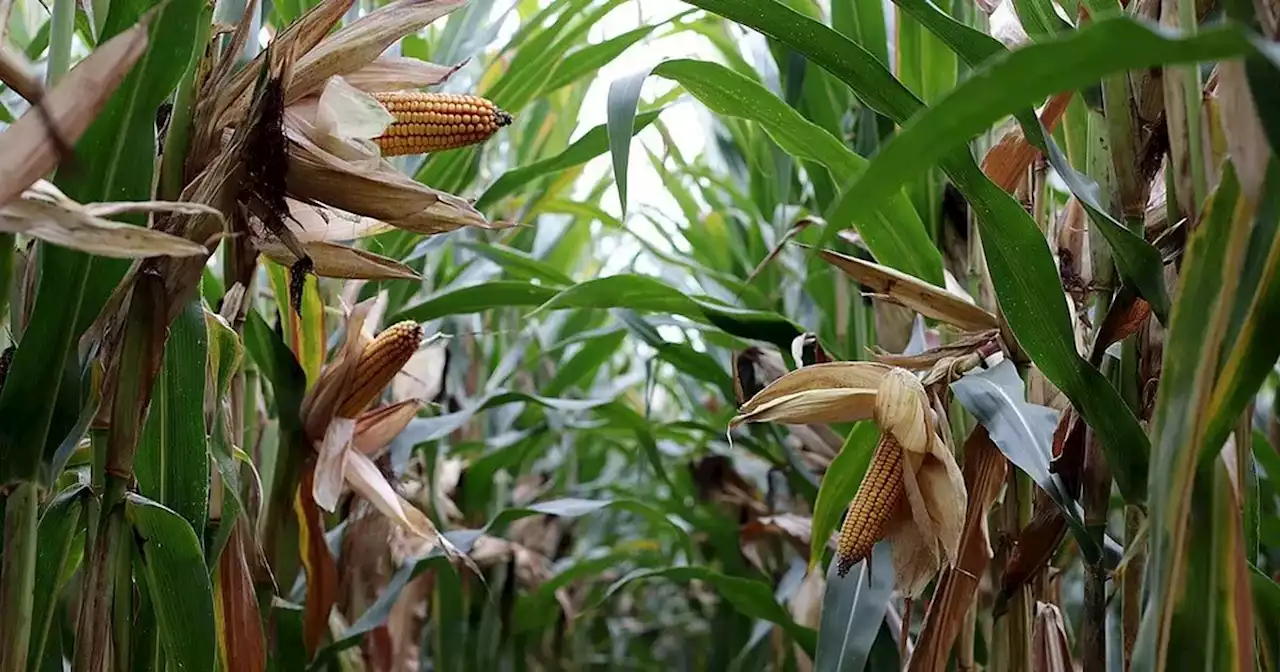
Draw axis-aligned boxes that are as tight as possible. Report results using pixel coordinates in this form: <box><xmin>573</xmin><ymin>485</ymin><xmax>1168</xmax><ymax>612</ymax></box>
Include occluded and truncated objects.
<box><xmin>0</xmin><ymin>0</ymin><xmax>1278</xmax><ymax>668</ymax></box>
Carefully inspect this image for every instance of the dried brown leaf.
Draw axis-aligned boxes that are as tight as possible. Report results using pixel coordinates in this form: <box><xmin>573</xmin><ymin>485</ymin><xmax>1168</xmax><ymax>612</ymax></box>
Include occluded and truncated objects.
<box><xmin>981</xmin><ymin>92</ymin><xmax>1072</xmax><ymax>192</ymax></box>
<box><xmin>288</xmin><ymin>0</ymin><xmax>467</xmax><ymax>105</ymax></box>
<box><xmin>297</xmin><ymin>462</ymin><xmax>340</xmax><ymax>659</ymax></box>
<box><xmin>998</xmin><ymin>489</ymin><xmax>1068</xmax><ymax>610</ymax></box>
<box><xmin>0</xmin><ymin>20</ymin><xmax>148</xmax><ymax>207</ymax></box>
<box><xmin>730</xmin><ymin>362</ymin><xmax>888</xmax><ymax>427</ymax></box>
<box><xmin>1</xmin><ymin>181</ymin><xmax>213</xmax><ymax>258</ymax></box>
<box><xmin>1032</xmin><ymin>602</ymin><xmax>1076</xmax><ymax>672</ymax></box>
<box><xmin>819</xmin><ymin>249</ymin><xmax>999</xmax><ymax>331</ymax></box>
<box><xmin>216</xmin><ymin>523</ymin><xmax>267</xmax><ymax>672</ymax></box>
<box><xmin>259</xmin><ymin>240</ymin><xmax>420</xmax><ymax>280</ymax></box>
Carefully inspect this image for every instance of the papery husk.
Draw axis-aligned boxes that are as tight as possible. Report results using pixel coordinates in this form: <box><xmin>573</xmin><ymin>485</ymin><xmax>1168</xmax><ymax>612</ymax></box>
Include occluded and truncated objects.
<box><xmin>730</xmin><ymin>361</ymin><xmax>891</xmax><ymax>427</ymax></box>
<box><xmin>287</xmin><ymin>0</ymin><xmax>468</xmax><ymax>106</ymax></box>
<box><xmin>286</xmin><ymin>117</ymin><xmax>494</xmax><ymax>235</ymax></box>
<box><xmin>874</xmin><ymin>369</ymin><xmax>967</xmax><ymax>597</ymax></box>
<box><xmin>819</xmin><ymin>249</ymin><xmax>999</xmax><ymax>332</ymax></box>
<box><xmin>258</xmin><ymin>239</ymin><xmax>420</xmax><ymax>280</ymax></box>
<box><xmin>2</xmin><ymin>181</ymin><xmax>214</xmax><ymax>258</ymax></box>
<box><xmin>286</xmin><ymin>198</ymin><xmax>393</xmax><ymax>242</ymax></box>
<box><xmin>343</xmin><ymin>56</ymin><xmax>463</xmax><ymax>92</ymax></box>
<box><xmin>353</xmin><ymin>399</ymin><xmax>423</xmax><ymax>455</ymax></box>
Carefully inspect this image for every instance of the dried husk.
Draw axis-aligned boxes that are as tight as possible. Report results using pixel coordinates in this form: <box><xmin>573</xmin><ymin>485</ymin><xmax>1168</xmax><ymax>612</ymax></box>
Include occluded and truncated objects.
<box><xmin>0</xmin><ymin>20</ymin><xmax>149</xmax><ymax>206</ymax></box>
<box><xmin>819</xmin><ymin>249</ymin><xmax>999</xmax><ymax>332</ymax></box>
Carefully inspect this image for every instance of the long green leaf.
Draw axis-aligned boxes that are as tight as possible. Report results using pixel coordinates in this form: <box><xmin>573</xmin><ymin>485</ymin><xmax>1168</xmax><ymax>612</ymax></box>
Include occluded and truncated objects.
<box><xmin>475</xmin><ymin>110</ymin><xmax>663</xmax><ymax>210</ymax></box>
<box><xmin>1138</xmin><ymin>165</ymin><xmax>1253</xmax><ymax>670</ymax></box>
<box><xmin>26</xmin><ymin>485</ymin><xmax>87</xmax><ymax>671</ymax></box>
<box><xmin>136</xmin><ymin>300</ymin><xmax>209</xmax><ymax>535</ymax></box>
<box><xmin>647</xmin><ymin>58</ymin><xmax>943</xmax><ymax>284</ymax></box>
<box><xmin>126</xmin><ymin>493</ymin><xmax>216</xmax><ymax>672</ymax></box>
<box><xmin>888</xmin><ymin>0</ymin><xmax>1172</xmax><ymax>321</ymax></box>
<box><xmin>834</xmin><ymin>17</ymin><xmax>1278</xmax><ymax>220</ymax></box>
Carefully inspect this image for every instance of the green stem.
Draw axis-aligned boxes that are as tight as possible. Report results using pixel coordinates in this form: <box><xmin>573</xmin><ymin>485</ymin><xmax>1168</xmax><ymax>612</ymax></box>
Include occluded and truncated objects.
<box><xmin>1179</xmin><ymin>0</ymin><xmax>1208</xmax><ymax>210</ymax></box>
<box><xmin>46</xmin><ymin>0</ymin><xmax>76</xmax><ymax>86</ymax></box>
<box><xmin>158</xmin><ymin>7</ymin><xmax>212</xmax><ymax>202</ymax></box>
<box><xmin>0</xmin><ymin>235</ymin><xmax>13</xmax><ymax>331</ymax></box>
<box><xmin>0</xmin><ymin>482</ymin><xmax>39</xmax><ymax>672</ymax></box>
<box><xmin>110</xmin><ymin>517</ymin><xmax>132</xmax><ymax>672</ymax></box>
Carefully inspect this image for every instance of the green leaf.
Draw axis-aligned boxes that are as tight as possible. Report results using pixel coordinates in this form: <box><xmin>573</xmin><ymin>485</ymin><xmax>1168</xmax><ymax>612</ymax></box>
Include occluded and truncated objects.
<box><xmin>136</xmin><ymin>300</ymin><xmax>209</xmax><ymax>535</ymax></box>
<box><xmin>1205</xmin><ymin>159</ymin><xmax>1280</xmax><ymax>457</ymax></box>
<box><xmin>0</xmin><ymin>0</ymin><xmax>206</xmax><ymax>486</ymax></box>
<box><xmin>602</xmin><ymin>566</ymin><xmax>817</xmax><ymax>657</ymax></box>
<box><xmin>808</xmin><ymin>423</ymin><xmax>877</xmax><ymax>569</ymax></box>
<box><xmin>1139</xmin><ymin>165</ymin><xmax>1254</xmax><ymax>670</ymax></box>
<box><xmin>126</xmin><ymin>493</ymin><xmax>216</xmax><ymax>672</ymax></box>
<box><xmin>950</xmin><ymin>361</ymin><xmax>1111</xmax><ymax>563</ymax></box>
<box><xmin>887</xmin><ymin>0</ymin><xmax>1172</xmax><ymax>322</ymax></box>
<box><xmin>542</xmin><ymin>24</ymin><xmax>664</xmax><ymax>95</ymax></box>
<box><xmin>475</xmin><ymin>109</ymin><xmax>662</xmax><ymax>210</ymax></box>
<box><xmin>27</xmin><ymin>484</ymin><xmax>87</xmax><ymax>670</ymax></box>
<box><xmin>542</xmin><ymin>329</ymin><xmax>627</xmax><ymax>396</ymax></box>
<box><xmin>534</xmin><ymin>274</ymin><xmax>803</xmax><ymax>348</ymax></box>
<box><xmin>457</xmin><ymin>242</ymin><xmax>574</xmax><ymax>286</ymax></box>
<box><xmin>1254</xmin><ymin>565</ymin><xmax>1280</xmax><ymax>671</ymax></box>
<box><xmin>814</xmin><ymin>543</ymin><xmax>894</xmax><ymax>672</ymax></box>
<box><xmin>618</xmin><ymin>311</ymin><xmax>734</xmax><ymax>399</ymax></box>
<box><xmin>834</xmin><ymin>17</ymin><xmax>1277</xmax><ymax>221</ymax></box>
<box><xmin>648</xmin><ymin>58</ymin><xmax>943</xmax><ymax>284</ymax></box>
<box><xmin>393</xmin><ymin>281</ymin><xmax>560</xmax><ymax>323</ymax></box>
<box><xmin>1011</xmin><ymin>0</ymin><xmax>1073</xmax><ymax>40</ymax></box>
<box><xmin>607</xmin><ymin>64</ymin><xmax>659</xmax><ymax>216</ymax></box>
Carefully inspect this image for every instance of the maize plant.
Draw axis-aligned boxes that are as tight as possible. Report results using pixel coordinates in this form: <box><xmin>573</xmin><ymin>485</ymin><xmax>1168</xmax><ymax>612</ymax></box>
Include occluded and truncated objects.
<box><xmin>0</xmin><ymin>0</ymin><xmax>1279</xmax><ymax>669</ymax></box>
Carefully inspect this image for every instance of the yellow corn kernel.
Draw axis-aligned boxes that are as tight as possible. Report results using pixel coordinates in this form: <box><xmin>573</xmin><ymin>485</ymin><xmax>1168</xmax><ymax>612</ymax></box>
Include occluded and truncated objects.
<box><xmin>371</xmin><ymin>91</ymin><xmax>513</xmax><ymax>156</ymax></box>
<box><xmin>337</xmin><ymin>321</ymin><xmax>423</xmax><ymax>418</ymax></box>
<box><xmin>836</xmin><ymin>434</ymin><xmax>904</xmax><ymax>576</ymax></box>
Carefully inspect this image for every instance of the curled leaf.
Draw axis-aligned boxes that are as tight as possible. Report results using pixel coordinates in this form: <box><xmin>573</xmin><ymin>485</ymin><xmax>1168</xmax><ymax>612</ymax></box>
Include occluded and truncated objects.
<box><xmin>1</xmin><ymin>181</ymin><xmax>212</xmax><ymax>258</ymax></box>
<box><xmin>819</xmin><ymin>249</ymin><xmax>999</xmax><ymax>331</ymax></box>
<box><xmin>259</xmin><ymin>240</ymin><xmax>420</xmax><ymax>280</ymax></box>
<box><xmin>730</xmin><ymin>362</ymin><xmax>890</xmax><ymax>427</ymax></box>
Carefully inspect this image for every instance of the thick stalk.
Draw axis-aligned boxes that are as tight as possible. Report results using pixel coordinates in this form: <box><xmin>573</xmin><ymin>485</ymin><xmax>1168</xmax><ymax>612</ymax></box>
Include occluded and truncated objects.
<box><xmin>1122</xmin><ymin>506</ymin><xmax>1146</xmax><ymax>670</ymax></box>
<box><xmin>73</xmin><ymin>275</ymin><xmax>166</xmax><ymax>672</ymax></box>
<box><xmin>0</xmin><ymin>482</ymin><xmax>39</xmax><ymax>672</ymax></box>
<box><xmin>1081</xmin><ymin>425</ymin><xmax>1113</xmax><ymax>671</ymax></box>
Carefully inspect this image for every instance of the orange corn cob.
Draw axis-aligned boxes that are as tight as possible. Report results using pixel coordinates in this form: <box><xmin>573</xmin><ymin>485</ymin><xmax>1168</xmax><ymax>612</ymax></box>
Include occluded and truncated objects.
<box><xmin>836</xmin><ymin>434</ymin><xmax>904</xmax><ymax>576</ymax></box>
<box><xmin>337</xmin><ymin>321</ymin><xmax>423</xmax><ymax>418</ymax></box>
<box><xmin>372</xmin><ymin>91</ymin><xmax>512</xmax><ymax>156</ymax></box>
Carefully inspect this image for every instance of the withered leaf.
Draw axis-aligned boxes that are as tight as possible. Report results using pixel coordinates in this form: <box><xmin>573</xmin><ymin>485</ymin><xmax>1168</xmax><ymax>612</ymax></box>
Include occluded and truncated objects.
<box><xmin>819</xmin><ymin>249</ymin><xmax>999</xmax><ymax>332</ymax></box>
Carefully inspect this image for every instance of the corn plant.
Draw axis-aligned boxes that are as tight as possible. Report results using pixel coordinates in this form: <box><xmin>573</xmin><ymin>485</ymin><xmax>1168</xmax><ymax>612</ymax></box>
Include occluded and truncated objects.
<box><xmin>0</xmin><ymin>0</ymin><xmax>1278</xmax><ymax>669</ymax></box>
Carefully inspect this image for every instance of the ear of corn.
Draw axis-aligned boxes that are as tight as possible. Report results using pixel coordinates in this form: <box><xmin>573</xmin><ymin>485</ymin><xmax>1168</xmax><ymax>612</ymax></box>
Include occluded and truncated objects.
<box><xmin>372</xmin><ymin>91</ymin><xmax>512</xmax><ymax>156</ymax></box>
<box><xmin>337</xmin><ymin>321</ymin><xmax>423</xmax><ymax>418</ymax></box>
<box><xmin>836</xmin><ymin>434</ymin><xmax>905</xmax><ymax>576</ymax></box>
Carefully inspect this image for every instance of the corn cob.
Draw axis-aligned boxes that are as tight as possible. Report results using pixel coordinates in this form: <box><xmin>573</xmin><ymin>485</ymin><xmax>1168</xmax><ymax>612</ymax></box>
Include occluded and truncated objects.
<box><xmin>836</xmin><ymin>434</ymin><xmax>905</xmax><ymax>576</ymax></box>
<box><xmin>337</xmin><ymin>321</ymin><xmax>423</xmax><ymax>418</ymax></box>
<box><xmin>372</xmin><ymin>91</ymin><xmax>513</xmax><ymax>156</ymax></box>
